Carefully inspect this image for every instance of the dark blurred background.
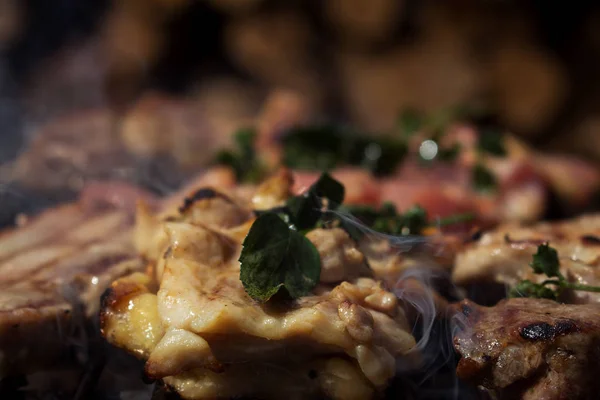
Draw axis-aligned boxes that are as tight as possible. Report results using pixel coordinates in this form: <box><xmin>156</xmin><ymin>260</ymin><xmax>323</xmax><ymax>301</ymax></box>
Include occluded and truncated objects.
<box><xmin>0</xmin><ymin>0</ymin><xmax>599</xmax><ymax>181</ymax></box>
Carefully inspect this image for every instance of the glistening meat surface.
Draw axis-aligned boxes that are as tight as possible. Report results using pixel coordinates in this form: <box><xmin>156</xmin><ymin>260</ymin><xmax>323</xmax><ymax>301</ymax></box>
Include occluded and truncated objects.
<box><xmin>453</xmin><ymin>214</ymin><xmax>600</xmax><ymax>303</ymax></box>
<box><xmin>0</xmin><ymin>189</ymin><xmax>146</xmax><ymax>377</ymax></box>
<box><xmin>0</xmin><ymin>167</ymin><xmax>238</xmax><ymax>380</ymax></box>
<box><xmin>101</xmin><ymin>171</ymin><xmax>418</xmax><ymax>400</ymax></box>
<box><xmin>452</xmin><ymin>298</ymin><xmax>600</xmax><ymax>400</ymax></box>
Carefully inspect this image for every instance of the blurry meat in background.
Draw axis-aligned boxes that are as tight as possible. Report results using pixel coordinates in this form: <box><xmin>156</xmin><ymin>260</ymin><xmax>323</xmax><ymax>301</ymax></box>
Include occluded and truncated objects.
<box><xmin>0</xmin><ymin>2</ymin><xmax>598</xmax><ymax>399</ymax></box>
<box><xmin>0</xmin><ymin>0</ymin><xmax>599</xmax><ymax>228</ymax></box>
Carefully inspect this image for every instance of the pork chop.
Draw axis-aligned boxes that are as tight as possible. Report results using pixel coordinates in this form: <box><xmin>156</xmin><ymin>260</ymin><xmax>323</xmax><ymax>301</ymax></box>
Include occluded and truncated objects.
<box><xmin>0</xmin><ymin>184</ymin><xmax>150</xmax><ymax>377</ymax></box>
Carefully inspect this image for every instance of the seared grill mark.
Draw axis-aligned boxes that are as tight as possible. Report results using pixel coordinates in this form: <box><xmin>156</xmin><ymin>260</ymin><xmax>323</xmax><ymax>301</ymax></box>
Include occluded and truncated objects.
<box><xmin>0</xmin><ymin>192</ymin><xmax>146</xmax><ymax>376</ymax></box>
<box><xmin>461</xmin><ymin>303</ymin><xmax>473</xmax><ymax>317</ymax></box>
<box><xmin>520</xmin><ymin>320</ymin><xmax>578</xmax><ymax>341</ymax></box>
<box><xmin>179</xmin><ymin>188</ymin><xmax>233</xmax><ymax>213</ymax></box>
<box><xmin>520</xmin><ymin>322</ymin><xmax>554</xmax><ymax>341</ymax></box>
<box><xmin>0</xmin><ymin>214</ymin><xmax>132</xmax><ymax>286</ymax></box>
<box><xmin>0</xmin><ymin>205</ymin><xmax>86</xmax><ymax>262</ymax></box>
<box><xmin>99</xmin><ymin>287</ymin><xmax>113</xmax><ymax>311</ymax></box>
<box><xmin>454</xmin><ymin>298</ymin><xmax>600</xmax><ymax>399</ymax></box>
<box><xmin>0</xmin><ymin>298</ymin><xmax>70</xmax><ymax>313</ymax></box>
<box><xmin>503</xmin><ymin>234</ymin><xmax>548</xmax><ymax>248</ymax></box>
<box><xmin>581</xmin><ymin>235</ymin><xmax>600</xmax><ymax>246</ymax></box>
<box><xmin>83</xmin><ymin>253</ymin><xmax>133</xmax><ymax>276</ymax></box>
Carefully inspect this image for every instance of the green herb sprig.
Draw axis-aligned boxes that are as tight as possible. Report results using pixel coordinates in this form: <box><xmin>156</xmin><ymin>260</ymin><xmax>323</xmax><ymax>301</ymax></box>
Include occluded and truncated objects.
<box><xmin>509</xmin><ymin>243</ymin><xmax>600</xmax><ymax>300</ymax></box>
<box><xmin>215</xmin><ymin>128</ymin><xmax>267</xmax><ymax>183</ymax></box>
<box><xmin>240</xmin><ymin>172</ymin><xmax>476</xmax><ymax>302</ymax></box>
<box><xmin>239</xmin><ymin>213</ymin><xmax>321</xmax><ymax>302</ymax></box>
<box><xmin>337</xmin><ymin>203</ymin><xmax>474</xmax><ymax>240</ymax></box>
<box><xmin>281</xmin><ymin>124</ymin><xmax>407</xmax><ymax>176</ymax></box>
<box><xmin>240</xmin><ymin>173</ymin><xmax>344</xmax><ymax>302</ymax></box>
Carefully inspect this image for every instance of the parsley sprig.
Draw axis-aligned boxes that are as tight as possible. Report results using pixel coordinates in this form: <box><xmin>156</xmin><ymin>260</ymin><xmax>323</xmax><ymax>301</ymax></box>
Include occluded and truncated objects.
<box><xmin>509</xmin><ymin>243</ymin><xmax>600</xmax><ymax>300</ymax></box>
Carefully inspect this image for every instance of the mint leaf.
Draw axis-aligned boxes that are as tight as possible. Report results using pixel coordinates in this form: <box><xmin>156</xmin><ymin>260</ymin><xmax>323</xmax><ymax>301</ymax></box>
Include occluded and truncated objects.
<box><xmin>286</xmin><ymin>173</ymin><xmax>345</xmax><ymax>230</ymax></box>
<box><xmin>239</xmin><ymin>213</ymin><xmax>321</xmax><ymax>302</ymax></box>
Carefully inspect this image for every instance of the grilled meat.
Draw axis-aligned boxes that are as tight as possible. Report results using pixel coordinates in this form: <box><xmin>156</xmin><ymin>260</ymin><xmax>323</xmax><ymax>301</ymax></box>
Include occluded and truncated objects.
<box><xmin>1</xmin><ymin>109</ymin><xmax>130</xmax><ymax>194</ymax></box>
<box><xmin>453</xmin><ymin>214</ymin><xmax>600</xmax><ymax>303</ymax></box>
<box><xmin>0</xmin><ymin>180</ymin><xmax>163</xmax><ymax>377</ymax></box>
<box><xmin>120</xmin><ymin>91</ymin><xmax>245</xmax><ymax>169</ymax></box>
<box><xmin>7</xmin><ymin>82</ymin><xmax>598</xmax><ymax>228</ymax></box>
<box><xmin>276</xmin><ymin>124</ymin><xmax>600</xmax><ymax>225</ymax></box>
<box><xmin>1</xmin><ymin>89</ymin><xmax>302</xmax><ymax>203</ymax></box>
<box><xmin>452</xmin><ymin>298</ymin><xmax>600</xmax><ymax>400</ymax></box>
<box><xmin>101</xmin><ymin>171</ymin><xmax>418</xmax><ymax>400</ymax></box>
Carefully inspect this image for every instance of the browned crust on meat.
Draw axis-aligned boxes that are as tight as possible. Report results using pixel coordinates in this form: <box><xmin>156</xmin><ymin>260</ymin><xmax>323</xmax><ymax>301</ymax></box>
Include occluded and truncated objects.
<box><xmin>0</xmin><ymin>304</ymin><xmax>72</xmax><ymax>376</ymax></box>
<box><xmin>452</xmin><ymin>298</ymin><xmax>600</xmax><ymax>399</ymax></box>
<box><xmin>99</xmin><ymin>275</ymin><xmax>151</xmax><ymax>335</ymax></box>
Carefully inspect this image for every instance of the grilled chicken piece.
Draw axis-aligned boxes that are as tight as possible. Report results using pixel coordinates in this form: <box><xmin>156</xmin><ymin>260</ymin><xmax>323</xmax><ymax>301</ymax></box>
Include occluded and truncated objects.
<box><xmin>453</xmin><ymin>214</ymin><xmax>600</xmax><ymax>304</ymax></box>
<box><xmin>101</xmin><ymin>171</ymin><xmax>418</xmax><ymax>400</ymax></box>
<box><xmin>452</xmin><ymin>298</ymin><xmax>600</xmax><ymax>400</ymax></box>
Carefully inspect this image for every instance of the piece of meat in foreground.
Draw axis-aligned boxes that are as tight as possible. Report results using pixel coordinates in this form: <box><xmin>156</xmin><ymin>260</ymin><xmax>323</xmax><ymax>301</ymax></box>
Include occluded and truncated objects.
<box><xmin>101</xmin><ymin>171</ymin><xmax>418</xmax><ymax>400</ymax></box>
<box><xmin>452</xmin><ymin>298</ymin><xmax>600</xmax><ymax>400</ymax></box>
<box><xmin>0</xmin><ymin>182</ymin><xmax>156</xmax><ymax>378</ymax></box>
<box><xmin>453</xmin><ymin>214</ymin><xmax>600</xmax><ymax>304</ymax></box>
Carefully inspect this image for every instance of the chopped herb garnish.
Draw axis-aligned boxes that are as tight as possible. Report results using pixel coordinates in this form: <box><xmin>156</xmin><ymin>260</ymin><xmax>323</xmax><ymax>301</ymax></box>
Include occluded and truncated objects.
<box><xmin>215</xmin><ymin>128</ymin><xmax>267</xmax><ymax>183</ymax></box>
<box><xmin>478</xmin><ymin>128</ymin><xmax>507</xmax><ymax>156</ymax></box>
<box><xmin>239</xmin><ymin>213</ymin><xmax>321</xmax><ymax>302</ymax></box>
<box><xmin>436</xmin><ymin>142</ymin><xmax>462</xmax><ymax>162</ymax></box>
<box><xmin>281</xmin><ymin>124</ymin><xmax>407</xmax><ymax>176</ymax></box>
<box><xmin>281</xmin><ymin>125</ymin><xmax>349</xmax><ymax>171</ymax></box>
<box><xmin>472</xmin><ymin>163</ymin><xmax>497</xmax><ymax>192</ymax></box>
<box><xmin>436</xmin><ymin>212</ymin><xmax>476</xmax><ymax>227</ymax></box>
<box><xmin>509</xmin><ymin>280</ymin><xmax>558</xmax><ymax>300</ymax></box>
<box><xmin>509</xmin><ymin>243</ymin><xmax>600</xmax><ymax>300</ymax></box>
<box><xmin>338</xmin><ymin>203</ymin><xmax>473</xmax><ymax>239</ymax></box>
<box><xmin>397</xmin><ymin>109</ymin><xmax>423</xmax><ymax>138</ymax></box>
<box><xmin>401</xmin><ymin>205</ymin><xmax>429</xmax><ymax>235</ymax></box>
